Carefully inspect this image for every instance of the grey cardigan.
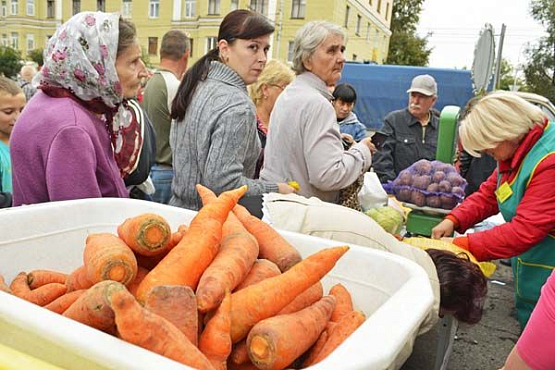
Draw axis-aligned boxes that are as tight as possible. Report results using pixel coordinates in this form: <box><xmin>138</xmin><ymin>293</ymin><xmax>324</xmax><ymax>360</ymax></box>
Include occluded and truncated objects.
<box><xmin>169</xmin><ymin>61</ymin><xmax>278</xmax><ymax>210</ymax></box>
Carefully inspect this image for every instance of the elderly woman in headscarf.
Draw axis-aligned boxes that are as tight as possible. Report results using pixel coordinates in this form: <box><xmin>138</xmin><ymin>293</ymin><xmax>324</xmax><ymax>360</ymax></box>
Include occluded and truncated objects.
<box><xmin>10</xmin><ymin>12</ymin><xmax>148</xmax><ymax>206</ymax></box>
<box><xmin>260</xmin><ymin>21</ymin><xmax>375</xmax><ymax>204</ymax></box>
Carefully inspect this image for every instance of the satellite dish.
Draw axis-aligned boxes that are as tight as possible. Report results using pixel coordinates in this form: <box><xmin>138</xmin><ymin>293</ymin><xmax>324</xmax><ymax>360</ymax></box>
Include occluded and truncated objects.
<box><xmin>471</xmin><ymin>24</ymin><xmax>496</xmax><ymax>94</ymax></box>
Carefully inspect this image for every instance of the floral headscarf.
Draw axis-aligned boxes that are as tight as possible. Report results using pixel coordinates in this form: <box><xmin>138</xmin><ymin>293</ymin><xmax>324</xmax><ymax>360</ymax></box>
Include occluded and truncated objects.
<box><xmin>36</xmin><ymin>11</ymin><xmax>142</xmax><ymax>176</ymax></box>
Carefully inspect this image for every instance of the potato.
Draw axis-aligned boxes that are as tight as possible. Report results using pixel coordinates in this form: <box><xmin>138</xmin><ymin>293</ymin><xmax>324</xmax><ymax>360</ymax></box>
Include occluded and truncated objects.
<box><xmin>452</xmin><ymin>186</ymin><xmax>465</xmax><ymax>197</ymax></box>
<box><xmin>438</xmin><ymin>180</ymin><xmax>452</xmax><ymax>193</ymax></box>
<box><xmin>432</xmin><ymin>171</ymin><xmax>446</xmax><ymax>183</ymax></box>
<box><xmin>412</xmin><ymin>175</ymin><xmax>432</xmax><ymax>190</ymax></box>
<box><xmin>446</xmin><ymin>172</ymin><xmax>465</xmax><ymax>187</ymax></box>
<box><xmin>412</xmin><ymin>160</ymin><xmax>433</xmax><ymax>175</ymax></box>
<box><xmin>395</xmin><ymin>188</ymin><xmax>412</xmax><ymax>202</ymax></box>
<box><xmin>397</xmin><ymin>170</ymin><xmax>413</xmax><ymax>186</ymax></box>
<box><xmin>410</xmin><ymin>190</ymin><xmax>427</xmax><ymax>207</ymax></box>
<box><xmin>426</xmin><ymin>195</ymin><xmax>442</xmax><ymax>208</ymax></box>
<box><xmin>440</xmin><ymin>195</ymin><xmax>458</xmax><ymax>210</ymax></box>
<box><xmin>426</xmin><ymin>183</ymin><xmax>439</xmax><ymax>193</ymax></box>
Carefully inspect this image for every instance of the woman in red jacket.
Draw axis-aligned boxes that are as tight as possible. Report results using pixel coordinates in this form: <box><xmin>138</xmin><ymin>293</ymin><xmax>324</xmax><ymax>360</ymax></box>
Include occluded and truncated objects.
<box><xmin>432</xmin><ymin>91</ymin><xmax>555</xmax><ymax>330</ymax></box>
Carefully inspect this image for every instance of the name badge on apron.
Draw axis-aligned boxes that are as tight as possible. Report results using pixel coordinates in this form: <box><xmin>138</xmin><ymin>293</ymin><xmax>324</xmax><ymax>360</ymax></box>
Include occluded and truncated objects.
<box><xmin>495</xmin><ymin>182</ymin><xmax>513</xmax><ymax>203</ymax></box>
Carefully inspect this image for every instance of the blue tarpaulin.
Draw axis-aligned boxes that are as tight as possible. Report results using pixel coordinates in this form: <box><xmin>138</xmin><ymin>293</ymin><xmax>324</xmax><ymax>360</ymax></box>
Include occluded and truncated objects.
<box><xmin>338</xmin><ymin>63</ymin><xmax>475</xmax><ymax>130</ymax></box>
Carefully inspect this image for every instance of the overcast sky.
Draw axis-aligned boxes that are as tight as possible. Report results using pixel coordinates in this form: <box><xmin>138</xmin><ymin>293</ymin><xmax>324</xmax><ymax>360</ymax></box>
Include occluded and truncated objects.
<box><xmin>417</xmin><ymin>0</ymin><xmax>546</xmax><ymax>71</ymax></box>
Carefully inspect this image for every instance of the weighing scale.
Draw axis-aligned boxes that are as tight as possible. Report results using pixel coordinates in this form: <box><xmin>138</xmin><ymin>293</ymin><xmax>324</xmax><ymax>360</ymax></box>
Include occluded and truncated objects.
<box><xmin>404</xmin><ymin>105</ymin><xmax>460</xmax><ymax>237</ymax></box>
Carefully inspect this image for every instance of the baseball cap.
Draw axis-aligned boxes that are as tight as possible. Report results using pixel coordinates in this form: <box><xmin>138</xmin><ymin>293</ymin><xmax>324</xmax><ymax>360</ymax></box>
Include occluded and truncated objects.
<box><xmin>407</xmin><ymin>74</ymin><xmax>437</xmax><ymax>96</ymax></box>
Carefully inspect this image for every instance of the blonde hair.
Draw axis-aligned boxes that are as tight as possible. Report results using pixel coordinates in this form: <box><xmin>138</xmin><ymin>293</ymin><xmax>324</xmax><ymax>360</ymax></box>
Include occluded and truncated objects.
<box><xmin>459</xmin><ymin>91</ymin><xmax>546</xmax><ymax>157</ymax></box>
<box><xmin>249</xmin><ymin>59</ymin><xmax>294</xmax><ymax>106</ymax></box>
<box><xmin>0</xmin><ymin>76</ymin><xmax>23</xmax><ymax>96</ymax></box>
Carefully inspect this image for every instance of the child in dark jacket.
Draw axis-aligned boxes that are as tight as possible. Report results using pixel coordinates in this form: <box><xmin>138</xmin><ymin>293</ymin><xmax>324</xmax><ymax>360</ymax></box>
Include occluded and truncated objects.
<box><xmin>332</xmin><ymin>83</ymin><xmax>367</xmax><ymax>142</ymax></box>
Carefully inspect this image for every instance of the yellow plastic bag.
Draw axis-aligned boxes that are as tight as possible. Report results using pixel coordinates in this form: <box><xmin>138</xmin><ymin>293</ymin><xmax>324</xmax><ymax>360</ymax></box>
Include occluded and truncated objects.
<box><xmin>403</xmin><ymin>237</ymin><xmax>496</xmax><ymax>278</ymax></box>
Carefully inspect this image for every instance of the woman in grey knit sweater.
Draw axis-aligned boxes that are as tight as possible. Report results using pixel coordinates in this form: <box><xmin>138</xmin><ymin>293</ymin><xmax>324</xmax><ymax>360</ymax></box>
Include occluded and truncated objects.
<box><xmin>170</xmin><ymin>10</ymin><xmax>294</xmax><ymax>211</ymax></box>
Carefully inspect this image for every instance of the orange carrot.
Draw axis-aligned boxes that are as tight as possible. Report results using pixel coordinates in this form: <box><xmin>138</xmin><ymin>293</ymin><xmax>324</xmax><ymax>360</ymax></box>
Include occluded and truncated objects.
<box><xmin>196</xmin><ymin>185</ymin><xmax>259</xmax><ymax>312</ymax></box>
<box><xmin>325</xmin><ymin>321</ymin><xmax>337</xmax><ymax>336</ymax></box>
<box><xmin>234</xmin><ymin>259</ymin><xmax>281</xmax><ymax>292</ymax></box>
<box><xmin>199</xmin><ymin>291</ymin><xmax>232</xmax><ymax>370</ymax></box>
<box><xmin>27</xmin><ymin>269</ymin><xmax>67</xmax><ymax>290</ymax></box>
<box><xmin>277</xmin><ymin>282</ymin><xmax>323</xmax><ymax>315</ymax></box>
<box><xmin>0</xmin><ymin>274</ymin><xmax>11</xmax><ymax>294</ymax></box>
<box><xmin>10</xmin><ymin>272</ymin><xmax>67</xmax><ymax>306</ymax></box>
<box><xmin>66</xmin><ymin>265</ymin><xmax>94</xmax><ymax>292</ymax></box>
<box><xmin>177</xmin><ymin>224</ymin><xmax>189</xmax><ymax>235</ymax></box>
<box><xmin>117</xmin><ymin>213</ymin><xmax>172</xmax><ymax>256</ymax></box>
<box><xmin>301</xmin><ymin>329</ymin><xmax>329</xmax><ymax>368</ymax></box>
<box><xmin>329</xmin><ymin>283</ymin><xmax>354</xmax><ymax>322</ymax></box>
<box><xmin>229</xmin><ymin>340</ymin><xmax>250</xmax><ymax>366</ymax></box>
<box><xmin>84</xmin><ymin>233</ymin><xmax>138</xmax><ymax>286</ymax></box>
<box><xmin>110</xmin><ymin>289</ymin><xmax>215</xmax><ymax>370</ymax></box>
<box><xmin>136</xmin><ymin>185</ymin><xmax>247</xmax><ymax>302</ymax></box>
<box><xmin>44</xmin><ymin>289</ymin><xmax>86</xmax><ymax>314</ymax></box>
<box><xmin>233</xmin><ymin>204</ymin><xmax>302</xmax><ymax>272</ymax></box>
<box><xmin>134</xmin><ymin>230</ymin><xmax>183</xmax><ymax>270</ymax></box>
<box><xmin>310</xmin><ymin>310</ymin><xmax>366</xmax><ymax>365</ymax></box>
<box><xmin>230</xmin><ymin>246</ymin><xmax>349</xmax><ymax>343</ymax></box>
<box><xmin>63</xmin><ymin>280</ymin><xmax>126</xmax><ymax>334</ymax></box>
<box><xmin>144</xmin><ymin>285</ymin><xmax>198</xmax><ymax>346</ymax></box>
<box><xmin>126</xmin><ymin>266</ymin><xmax>149</xmax><ymax>297</ymax></box>
<box><xmin>247</xmin><ymin>296</ymin><xmax>336</xmax><ymax>370</ymax></box>
<box><xmin>227</xmin><ymin>362</ymin><xmax>259</xmax><ymax>370</ymax></box>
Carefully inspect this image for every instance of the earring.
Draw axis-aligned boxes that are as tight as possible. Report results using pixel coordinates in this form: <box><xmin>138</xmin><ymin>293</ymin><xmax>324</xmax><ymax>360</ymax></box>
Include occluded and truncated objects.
<box><xmin>263</xmin><ymin>95</ymin><xmax>268</xmax><ymax>99</ymax></box>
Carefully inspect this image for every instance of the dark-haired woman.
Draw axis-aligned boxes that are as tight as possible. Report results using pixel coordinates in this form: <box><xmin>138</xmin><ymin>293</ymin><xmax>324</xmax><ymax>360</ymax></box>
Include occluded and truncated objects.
<box><xmin>11</xmin><ymin>12</ymin><xmax>148</xmax><ymax>205</ymax></box>
<box><xmin>170</xmin><ymin>10</ymin><xmax>294</xmax><ymax>211</ymax></box>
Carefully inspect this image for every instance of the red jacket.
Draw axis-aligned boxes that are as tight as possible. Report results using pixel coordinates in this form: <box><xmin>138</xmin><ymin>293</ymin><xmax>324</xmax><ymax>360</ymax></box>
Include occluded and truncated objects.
<box><xmin>450</xmin><ymin>121</ymin><xmax>555</xmax><ymax>261</ymax></box>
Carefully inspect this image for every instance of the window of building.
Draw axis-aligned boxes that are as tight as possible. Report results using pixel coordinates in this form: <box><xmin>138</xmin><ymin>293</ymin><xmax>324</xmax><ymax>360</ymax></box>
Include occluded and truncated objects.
<box><xmin>2</xmin><ymin>0</ymin><xmax>7</xmax><ymax>16</ymax></box>
<box><xmin>250</xmin><ymin>0</ymin><xmax>267</xmax><ymax>15</ymax></box>
<box><xmin>72</xmin><ymin>0</ymin><xmax>80</xmax><ymax>14</ymax></box>
<box><xmin>355</xmin><ymin>14</ymin><xmax>361</xmax><ymax>35</ymax></box>
<box><xmin>149</xmin><ymin>0</ymin><xmax>159</xmax><ymax>18</ymax></box>
<box><xmin>206</xmin><ymin>36</ymin><xmax>217</xmax><ymax>52</ymax></box>
<box><xmin>287</xmin><ymin>41</ymin><xmax>294</xmax><ymax>62</ymax></box>
<box><xmin>26</xmin><ymin>33</ymin><xmax>34</xmax><ymax>50</ymax></box>
<box><xmin>11</xmin><ymin>0</ymin><xmax>18</xmax><ymax>15</ymax></box>
<box><xmin>122</xmin><ymin>0</ymin><xmax>132</xmax><ymax>18</ymax></box>
<box><xmin>208</xmin><ymin>0</ymin><xmax>220</xmax><ymax>15</ymax></box>
<box><xmin>47</xmin><ymin>0</ymin><xmax>54</xmax><ymax>18</ymax></box>
<box><xmin>97</xmin><ymin>0</ymin><xmax>105</xmax><ymax>11</ymax></box>
<box><xmin>377</xmin><ymin>0</ymin><xmax>381</xmax><ymax>14</ymax></box>
<box><xmin>148</xmin><ymin>37</ymin><xmax>158</xmax><ymax>55</ymax></box>
<box><xmin>385</xmin><ymin>2</ymin><xmax>389</xmax><ymax>20</ymax></box>
<box><xmin>26</xmin><ymin>0</ymin><xmax>34</xmax><ymax>15</ymax></box>
<box><xmin>230</xmin><ymin>0</ymin><xmax>238</xmax><ymax>11</ymax></box>
<box><xmin>344</xmin><ymin>5</ymin><xmax>350</xmax><ymax>28</ymax></box>
<box><xmin>369</xmin><ymin>0</ymin><xmax>372</xmax><ymax>5</ymax></box>
<box><xmin>366</xmin><ymin>23</ymin><xmax>371</xmax><ymax>41</ymax></box>
<box><xmin>184</xmin><ymin>0</ymin><xmax>195</xmax><ymax>18</ymax></box>
<box><xmin>1</xmin><ymin>34</ymin><xmax>8</xmax><ymax>46</ymax></box>
<box><xmin>291</xmin><ymin>0</ymin><xmax>305</xmax><ymax>19</ymax></box>
<box><xmin>11</xmin><ymin>32</ymin><xmax>18</xmax><ymax>49</ymax></box>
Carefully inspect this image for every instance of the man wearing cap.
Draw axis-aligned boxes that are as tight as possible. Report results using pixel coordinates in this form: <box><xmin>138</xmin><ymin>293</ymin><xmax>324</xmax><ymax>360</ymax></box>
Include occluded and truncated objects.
<box><xmin>372</xmin><ymin>74</ymin><xmax>439</xmax><ymax>183</ymax></box>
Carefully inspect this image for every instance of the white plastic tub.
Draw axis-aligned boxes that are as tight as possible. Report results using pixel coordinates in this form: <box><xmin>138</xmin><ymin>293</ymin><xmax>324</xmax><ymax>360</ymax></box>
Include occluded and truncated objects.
<box><xmin>0</xmin><ymin>198</ymin><xmax>433</xmax><ymax>370</ymax></box>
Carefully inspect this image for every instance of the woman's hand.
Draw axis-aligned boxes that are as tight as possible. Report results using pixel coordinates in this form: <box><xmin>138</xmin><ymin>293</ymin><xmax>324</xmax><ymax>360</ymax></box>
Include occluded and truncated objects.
<box><xmin>277</xmin><ymin>183</ymin><xmax>296</xmax><ymax>194</ymax></box>
<box><xmin>431</xmin><ymin>219</ymin><xmax>455</xmax><ymax>239</ymax></box>
<box><xmin>360</xmin><ymin>137</ymin><xmax>376</xmax><ymax>153</ymax></box>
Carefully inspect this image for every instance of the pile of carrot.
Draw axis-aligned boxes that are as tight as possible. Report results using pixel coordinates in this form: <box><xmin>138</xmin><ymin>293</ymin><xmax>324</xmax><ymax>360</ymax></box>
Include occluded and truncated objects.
<box><xmin>0</xmin><ymin>185</ymin><xmax>367</xmax><ymax>370</ymax></box>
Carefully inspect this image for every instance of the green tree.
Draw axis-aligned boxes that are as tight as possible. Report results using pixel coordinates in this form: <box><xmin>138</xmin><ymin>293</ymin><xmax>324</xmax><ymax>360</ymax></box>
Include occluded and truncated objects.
<box><xmin>522</xmin><ymin>0</ymin><xmax>555</xmax><ymax>101</ymax></box>
<box><xmin>386</xmin><ymin>0</ymin><xmax>432</xmax><ymax>66</ymax></box>
<box><xmin>498</xmin><ymin>59</ymin><xmax>527</xmax><ymax>91</ymax></box>
<box><xmin>0</xmin><ymin>46</ymin><xmax>22</xmax><ymax>78</ymax></box>
<box><xmin>28</xmin><ymin>48</ymin><xmax>44</xmax><ymax>67</ymax></box>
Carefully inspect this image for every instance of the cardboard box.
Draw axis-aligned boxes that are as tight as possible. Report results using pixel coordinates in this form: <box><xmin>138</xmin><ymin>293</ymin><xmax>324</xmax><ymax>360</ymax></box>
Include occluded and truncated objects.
<box><xmin>0</xmin><ymin>198</ymin><xmax>433</xmax><ymax>369</ymax></box>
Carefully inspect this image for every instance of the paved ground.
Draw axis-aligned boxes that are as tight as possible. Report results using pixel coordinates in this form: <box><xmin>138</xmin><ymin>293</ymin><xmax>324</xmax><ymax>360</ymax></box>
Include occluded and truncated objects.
<box><xmin>402</xmin><ymin>260</ymin><xmax>521</xmax><ymax>369</ymax></box>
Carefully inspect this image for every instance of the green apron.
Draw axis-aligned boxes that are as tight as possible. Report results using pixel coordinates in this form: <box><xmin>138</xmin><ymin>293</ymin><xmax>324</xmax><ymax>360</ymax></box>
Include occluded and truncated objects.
<box><xmin>496</xmin><ymin>122</ymin><xmax>555</xmax><ymax>329</ymax></box>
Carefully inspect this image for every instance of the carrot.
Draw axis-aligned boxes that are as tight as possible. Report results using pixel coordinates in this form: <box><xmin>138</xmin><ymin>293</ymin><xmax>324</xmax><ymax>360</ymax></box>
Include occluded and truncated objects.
<box><xmin>144</xmin><ymin>285</ymin><xmax>198</xmax><ymax>346</ymax></box>
<box><xmin>230</xmin><ymin>246</ymin><xmax>349</xmax><ymax>343</ymax></box>
<box><xmin>329</xmin><ymin>283</ymin><xmax>354</xmax><ymax>322</ymax></box>
<box><xmin>117</xmin><ymin>213</ymin><xmax>172</xmax><ymax>256</ymax></box>
<box><xmin>199</xmin><ymin>290</ymin><xmax>232</xmax><ymax>370</ymax></box>
<box><xmin>84</xmin><ymin>233</ymin><xmax>138</xmax><ymax>286</ymax></box>
<box><xmin>227</xmin><ymin>362</ymin><xmax>259</xmax><ymax>370</ymax></box>
<box><xmin>301</xmin><ymin>330</ymin><xmax>329</xmax><ymax>368</ymax></box>
<box><xmin>229</xmin><ymin>340</ymin><xmax>250</xmax><ymax>366</ymax></box>
<box><xmin>27</xmin><ymin>269</ymin><xmax>67</xmax><ymax>289</ymax></box>
<box><xmin>63</xmin><ymin>280</ymin><xmax>126</xmax><ymax>334</ymax></box>
<box><xmin>134</xmin><ymin>231</ymin><xmax>183</xmax><ymax>270</ymax></box>
<box><xmin>178</xmin><ymin>224</ymin><xmax>189</xmax><ymax>234</ymax></box>
<box><xmin>0</xmin><ymin>274</ymin><xmax>11</xmax><ymax>294</ymax></box>
<box><xmin>247</xmin><ymin>295</ymin><xmax>336</xmax><ymax>370</ymax></box>
<box><xmin>44</xmin><ymin>289</ymin><xmax>86</xmax><ymax>314</ymax></box>
<box><xmin>136</xmin><ymin>185</ymin><xmax>247</xmax><ymax>302</ymax></box>
<box><xmin>196</xmin><ymin>185</ymin><xmax>259</xmax><ymax>312</ymax></box>
<box><xmin>110</xmin><ymin>289</ymin><xmax>215</xmax><ymax>370</ymax></box>
<box><xmin>126</xmin><ymin>266</ymin><xmax>149</xmax><ymax>297</ymax></box>
<box><xmin>233</xmin><ymin>204</ymin><xmax>302</xmax><ymax>272</ymax></box>
<box><xmin>310</xmin><ymin>310</ymin><xmax>366</xmax><ymax>365</ymax></box>
<box><xmin>234</xmin><ymin>259</ymin><xmax>281</xmax><ymax>292</ymax></box>
<box><xmin>10</xmin><ymin>272</ymin><xmax>67</xmax><ymax>306</ymax></box>
<box><xmin>66</xmin><ymin>265</ymin><xmax>94</xmax><ymax>292</ymax></box>
<box><xmin>277</xmin><ymin>282</ymin><xmax>323</xmax><ymax>315</ymax></box>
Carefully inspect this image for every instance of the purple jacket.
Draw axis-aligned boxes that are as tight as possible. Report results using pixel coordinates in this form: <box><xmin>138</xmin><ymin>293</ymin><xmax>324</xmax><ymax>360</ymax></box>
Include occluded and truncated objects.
<box><xmin>10</xmin><ymin>91</ymin><xmax>128</xmax><ymax>206</ymax></box>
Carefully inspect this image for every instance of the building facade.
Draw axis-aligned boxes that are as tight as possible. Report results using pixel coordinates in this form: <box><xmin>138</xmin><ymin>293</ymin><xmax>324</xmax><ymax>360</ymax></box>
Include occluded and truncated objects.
<box><xmin>0</xmin><ymin>0</ymin><xmax>392</xmax><ymax>66</ymax></box>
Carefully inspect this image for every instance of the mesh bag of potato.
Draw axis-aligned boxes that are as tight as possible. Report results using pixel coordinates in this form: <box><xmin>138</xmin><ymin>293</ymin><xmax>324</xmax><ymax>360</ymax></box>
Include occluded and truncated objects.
<box><xmin>392</xmin><ymin>159</ymin><xmax>468</xmax><ymax>210</ymax></box>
